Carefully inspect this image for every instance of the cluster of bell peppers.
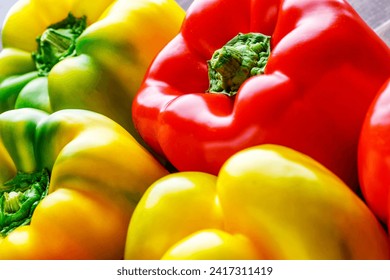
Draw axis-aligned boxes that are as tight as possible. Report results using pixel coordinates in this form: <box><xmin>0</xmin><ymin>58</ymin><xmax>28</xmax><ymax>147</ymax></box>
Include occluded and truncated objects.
<box><xmin>1</xmin><ymin>0</ymin><xmax>390</xmax><ymax>260</ymax></box>
<box><xmin>0</xmin><ymin>0</ymin><xmax>181</xmax><ymax>259</ymax></box>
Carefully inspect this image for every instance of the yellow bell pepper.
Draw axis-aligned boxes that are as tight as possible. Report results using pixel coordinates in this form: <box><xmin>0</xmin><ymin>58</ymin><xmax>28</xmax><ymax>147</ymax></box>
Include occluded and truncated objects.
<box><xmin>124</xmin><ymin>145</ymin><xmax>389</xmax><ymax>260</ymax></box>
<box><xmin>0</xmin><ymin>108</ymin><xmax>168</xmax><ymax>259</ymax></box>
<box><xmin>0</xmin><ymin>0</ymin><xmax>185</xmax><ymax>141</ymax></box>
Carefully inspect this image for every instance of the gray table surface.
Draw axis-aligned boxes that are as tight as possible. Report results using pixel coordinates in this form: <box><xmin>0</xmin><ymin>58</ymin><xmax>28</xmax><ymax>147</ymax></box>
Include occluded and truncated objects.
<box><xmin>1</xmin><ymin>0</ymin><xmax>389</xmax><ymax>46</ymax></box>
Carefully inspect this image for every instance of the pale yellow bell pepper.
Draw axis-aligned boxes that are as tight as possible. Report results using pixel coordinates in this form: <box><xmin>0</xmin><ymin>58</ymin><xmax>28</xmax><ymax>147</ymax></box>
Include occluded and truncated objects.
<box><xmin>124</xmin><ymin>145</ymin><xmax>389</xmax><ymax>260</ymax></box>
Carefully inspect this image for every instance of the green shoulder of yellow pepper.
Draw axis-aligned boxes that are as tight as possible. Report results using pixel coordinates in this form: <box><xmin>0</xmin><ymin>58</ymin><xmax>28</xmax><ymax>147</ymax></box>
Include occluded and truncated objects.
<box><xmin>0</xmin><ymin>0</ymin><xmax>185</xmax><ymax>139</ymax></box>
<box><xmin>0</xmin><ymin>108</ymin><xmax>168</xmax><ymax>259</ymax></box>
<box><xmin>124</xmin><ymin>145</ymin><xmax>389</xmax><ymax>260</ymax></box>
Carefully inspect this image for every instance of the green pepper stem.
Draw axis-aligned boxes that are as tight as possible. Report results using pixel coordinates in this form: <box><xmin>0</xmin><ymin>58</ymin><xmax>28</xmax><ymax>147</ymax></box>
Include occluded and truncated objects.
<box><xmin>0</xmin><ymin>169</ymin><xmax>49</xmax><ymax>237</ymax></box>
<box><xmin>32</xmin><ymin>13</ymin><xmax>87</xmax><ymax>76</ymax></box>
<box><xmin>3</xmin><ymin>191</ymin><xmax>23</xmax><ymax>213</ymax></box>
<box><xmin>207</xmin><ymin>32</ymin><xmax>271</xmax><ymax>96</ymax></box>
<box><xmin>41</xmin><ymin>29</ymin><xmax>75</xmax><ymax>54</ymax></box>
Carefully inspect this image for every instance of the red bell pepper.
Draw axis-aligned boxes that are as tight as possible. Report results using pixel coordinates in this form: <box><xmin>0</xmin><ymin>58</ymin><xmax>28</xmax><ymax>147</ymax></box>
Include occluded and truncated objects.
<box><xmin>358</xmin><ymin>78</ymin><xmax>390</xmax><ymax>226</ymax></box>
<box><xmin>132</xmin><ymin>0</ymin><xmax>390</xmax><ymax>190</ymax></box>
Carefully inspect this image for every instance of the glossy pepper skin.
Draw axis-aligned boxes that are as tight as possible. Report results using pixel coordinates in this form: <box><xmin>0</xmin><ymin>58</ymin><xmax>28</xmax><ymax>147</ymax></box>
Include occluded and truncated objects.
<box><xmin>358</xmin><ymin>78</ymin><xmax>390</xmax><ymax>226</ymax></box>
<box><xmin>132</xmin><ymin>0</ymin><xmax>390</xmax><ymax>190</ymax></box>
<box><xmin>124</xmin><ymin>145</ymin><xmax>389</xmax><ymax>260</ymax></box>
<box><xmin>0</xmin><ymin>108</ymin><xmax>168</xmax><ymax>259</ymax></box>
<box><xmin>0</xmin><ymin>0</ymin><xmax>184</xmax><ymax>140</ymax></box>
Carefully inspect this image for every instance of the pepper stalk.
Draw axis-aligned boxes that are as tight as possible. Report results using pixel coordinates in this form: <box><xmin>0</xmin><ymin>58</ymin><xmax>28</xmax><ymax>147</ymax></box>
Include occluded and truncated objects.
<box><xmin>32</xmin><ymin>13</ymin><xmax>87</xmax><ymax>77</ymax></box>
<box><xmin>207</xmin><ymin>33</ymin><xmax>271</xmax><ymax>96</ymax></box>
<box><xmin>0</xmin><ymin>169</ymin><xmax>49</xmax><ymax>237</ymax></box>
